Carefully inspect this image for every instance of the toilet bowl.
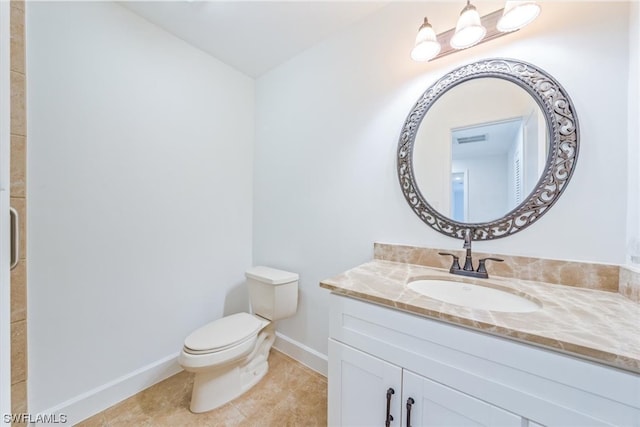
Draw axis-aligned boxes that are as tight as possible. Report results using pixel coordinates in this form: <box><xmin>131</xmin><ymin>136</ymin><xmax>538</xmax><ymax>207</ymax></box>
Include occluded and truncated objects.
<box><xmin>179</xmin><ymin>266</ymin><xmax>298</xmax><ymax>413</ymax></box>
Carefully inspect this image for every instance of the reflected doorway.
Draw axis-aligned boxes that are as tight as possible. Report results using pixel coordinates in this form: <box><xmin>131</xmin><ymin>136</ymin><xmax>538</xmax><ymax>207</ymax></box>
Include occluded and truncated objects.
<box><xmin>451</xmin><ymin>171</ymin><xmax>468</xmax><ymax>222</ymax></box>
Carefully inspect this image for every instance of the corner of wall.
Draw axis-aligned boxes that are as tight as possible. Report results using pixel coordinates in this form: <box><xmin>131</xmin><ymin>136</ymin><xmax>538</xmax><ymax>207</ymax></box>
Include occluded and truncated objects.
<box><xmin>273</xmin><ymin>332</ymin><xmax>328</xmax><ymax>377</ymax></box>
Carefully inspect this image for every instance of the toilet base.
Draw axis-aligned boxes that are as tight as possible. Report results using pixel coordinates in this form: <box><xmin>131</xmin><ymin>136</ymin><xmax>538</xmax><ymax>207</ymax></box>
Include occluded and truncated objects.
<box><xmin>189</xmin><ymin>324</ymin><xmax>275</xmax><ymax>413</ymax></box>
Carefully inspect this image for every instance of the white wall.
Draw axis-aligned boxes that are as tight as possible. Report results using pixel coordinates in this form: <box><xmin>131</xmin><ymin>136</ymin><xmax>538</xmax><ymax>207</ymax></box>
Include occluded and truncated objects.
<box><xmin>627</xmin><ymin>1</ymin><xmax>640</xmax><ymax>266</ymax></box>
<box><xmin>254</xmin><ymin>2</ymin><xmax>631</xmax><ymax>358</ymax></box>
<box><xmin>27</xmin><ymin>2</ymin><xmax>254</xmax><ymax>416</ymax></box>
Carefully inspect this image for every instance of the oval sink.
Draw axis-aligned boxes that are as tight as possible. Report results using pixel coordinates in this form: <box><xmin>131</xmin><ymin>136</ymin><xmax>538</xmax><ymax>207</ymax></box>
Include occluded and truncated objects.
<box><xmin>407</xmin><ymin>279</ymin><xmax>541</xmax><ymax>313</ymax></box>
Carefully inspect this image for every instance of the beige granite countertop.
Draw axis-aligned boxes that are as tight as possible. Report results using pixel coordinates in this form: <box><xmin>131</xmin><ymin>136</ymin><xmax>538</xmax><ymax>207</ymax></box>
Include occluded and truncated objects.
<box><xmin>320</xmin><ymin>260</ymin><xmax>640</xmax><ymax>374</ymax></box>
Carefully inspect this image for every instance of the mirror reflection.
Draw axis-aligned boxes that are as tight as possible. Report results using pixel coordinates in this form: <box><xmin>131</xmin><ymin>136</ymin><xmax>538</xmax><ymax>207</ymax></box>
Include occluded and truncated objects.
<box><xmin>413</xmin><ymin>78</ymin><xmax>548</xmax><ymax>223</ymax></box>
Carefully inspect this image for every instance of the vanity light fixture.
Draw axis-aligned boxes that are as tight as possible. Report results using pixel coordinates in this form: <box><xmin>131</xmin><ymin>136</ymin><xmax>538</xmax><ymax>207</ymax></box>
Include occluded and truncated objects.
<box><xmin>410</xmin><ymin>17</ymin><xmax>441</xmax><ymax>62</ymax></box>
<box><xmin>450</xmin><ymin>1</ymin><xmax>486</xmax><ymax>50</ymax></box>
<box><xmin>497</xmin><ymin>1</ymin><xmax>541</xmax><ymax>32</ymax></box>
<box><xmin>410</xmin><ymin>1</ymin><xmax>540</xmax><ymax>62</ymax></box>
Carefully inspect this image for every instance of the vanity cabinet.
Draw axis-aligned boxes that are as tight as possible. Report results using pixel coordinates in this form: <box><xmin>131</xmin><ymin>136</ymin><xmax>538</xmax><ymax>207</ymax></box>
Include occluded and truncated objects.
<box><xmin>329</xmin><ymin>339</ymin><xmax>522</xmax><ymax>426</ymax></box>
<box><xmin>327</xmin><ymin>293</ymin><xmax>640</xmax><ymax>426</ymax></box>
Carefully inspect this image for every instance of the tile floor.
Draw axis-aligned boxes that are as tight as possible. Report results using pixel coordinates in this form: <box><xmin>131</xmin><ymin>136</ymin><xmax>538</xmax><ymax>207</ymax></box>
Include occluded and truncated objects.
<box><xmin>78</xmin><ymin>350</ymin><xmax>327</xmax><ymax>426</ymax></box>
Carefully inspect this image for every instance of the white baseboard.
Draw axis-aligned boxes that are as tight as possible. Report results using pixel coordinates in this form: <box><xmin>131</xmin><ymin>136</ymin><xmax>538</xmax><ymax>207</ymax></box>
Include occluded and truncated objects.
<box><xmin>273</xmin><ymin>332</ymin><xmax>328</xmax><ymax>377</ymax></box>
<box><xmin>35</xmin><ymin>352</ymin><xmax>182</xmax><ymax>426</ymax></box>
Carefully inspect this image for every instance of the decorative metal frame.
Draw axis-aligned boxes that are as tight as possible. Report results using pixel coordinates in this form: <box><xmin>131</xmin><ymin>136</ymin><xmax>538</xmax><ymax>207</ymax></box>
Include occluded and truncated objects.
<box><xmin>397</xmin><ymin>58</ymin><xmax>579</xmax><ymax>240</ymax></box>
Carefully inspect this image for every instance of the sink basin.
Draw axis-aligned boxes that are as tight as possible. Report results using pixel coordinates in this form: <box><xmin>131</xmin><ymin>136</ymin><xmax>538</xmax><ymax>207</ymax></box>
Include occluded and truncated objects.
<box><xmin>407</xmin><ymin>279</ymin><xmax>541</xmax><ymax>313</ymax></box>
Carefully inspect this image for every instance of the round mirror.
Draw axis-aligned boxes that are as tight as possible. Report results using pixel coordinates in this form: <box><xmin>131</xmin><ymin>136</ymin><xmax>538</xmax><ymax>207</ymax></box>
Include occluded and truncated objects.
<box><xmin>397</xmin><ymin>58</ymin><xmax>579</xmax><ymax>240</ymax></box>
<box><xmin>414</xmin><ymin>77</ymin><xmax>548</xmax><ymax>224</ymax></box>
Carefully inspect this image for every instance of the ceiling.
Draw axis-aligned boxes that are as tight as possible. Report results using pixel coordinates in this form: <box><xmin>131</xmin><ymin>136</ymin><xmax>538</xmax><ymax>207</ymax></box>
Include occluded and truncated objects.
<box><xmin>452</xmin><ymin>119</ymin><xmax>523</xmax><ymax>158</ymax></box>
<box><xmin>121</xmin><ymin>1</ymin><xmax>388</xmax><ymax>78</ymax></box>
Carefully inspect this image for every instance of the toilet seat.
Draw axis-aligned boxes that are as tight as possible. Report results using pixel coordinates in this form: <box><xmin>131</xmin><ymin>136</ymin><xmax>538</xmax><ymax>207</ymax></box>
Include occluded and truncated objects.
<box><xmin>183</xmin><ymin>312</ymin><xmax>267</xmax><ymax>355</ymax></box>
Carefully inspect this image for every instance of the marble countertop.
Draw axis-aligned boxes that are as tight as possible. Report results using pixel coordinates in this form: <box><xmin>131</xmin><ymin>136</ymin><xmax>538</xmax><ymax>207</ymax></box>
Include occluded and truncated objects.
<box><xmin>320</xmin><ymin>260</ymin><xmax>640</xmax><ymax>374</ymax></box>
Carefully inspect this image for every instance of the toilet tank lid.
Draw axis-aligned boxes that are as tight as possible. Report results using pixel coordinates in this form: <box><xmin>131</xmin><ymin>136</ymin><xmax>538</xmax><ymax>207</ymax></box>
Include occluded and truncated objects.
<box><xmin>245</xmin><ymin>266</ymin><xmax>299</xmax><ymax>285</ymax></box>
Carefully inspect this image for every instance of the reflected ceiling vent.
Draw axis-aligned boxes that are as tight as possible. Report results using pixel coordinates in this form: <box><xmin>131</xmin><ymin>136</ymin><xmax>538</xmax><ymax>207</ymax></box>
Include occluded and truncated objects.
<box><xmin>456</xmin><ymin>134</ymin><xmax>487</xmax><ymax>144</ymax></box>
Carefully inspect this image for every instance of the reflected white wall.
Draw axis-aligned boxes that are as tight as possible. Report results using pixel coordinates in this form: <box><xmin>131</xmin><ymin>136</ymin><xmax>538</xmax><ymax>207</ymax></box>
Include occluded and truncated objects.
<box><xmin>452</xmin><ymin>154</ymin><xmax>509</xmax><ymax>222</ymax></box>
<box><xmin>413</xmin><ymin>78</ymin><xmax>534</xmax><ymax>217</ymax></box>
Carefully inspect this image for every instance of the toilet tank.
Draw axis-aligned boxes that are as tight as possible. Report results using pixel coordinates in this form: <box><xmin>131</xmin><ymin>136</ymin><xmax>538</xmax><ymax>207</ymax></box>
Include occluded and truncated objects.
<box><xmin>245</xmin><ymin>266</ymin><xmax>299</xmax><ymax>321</ymax></box>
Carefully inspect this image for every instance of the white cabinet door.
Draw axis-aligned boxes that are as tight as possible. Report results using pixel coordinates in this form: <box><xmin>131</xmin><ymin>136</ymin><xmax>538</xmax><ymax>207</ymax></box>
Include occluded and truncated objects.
<box><xmin>328</xmin><ymin>339</ymin><xmax>403</xmax><ymax>427</ymax></box>
<box><xmin>402</xmin><ymin>370</ymin><xmax>522</xmax><ymax>427</ymax></box>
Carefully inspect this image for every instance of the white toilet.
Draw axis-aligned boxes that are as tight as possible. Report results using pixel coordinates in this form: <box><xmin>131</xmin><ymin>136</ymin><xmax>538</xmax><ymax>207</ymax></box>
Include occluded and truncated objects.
<box><xmin>178</xmin><ymin>266</ymin><xmax>299</xmax><ymax>413</ymax></box>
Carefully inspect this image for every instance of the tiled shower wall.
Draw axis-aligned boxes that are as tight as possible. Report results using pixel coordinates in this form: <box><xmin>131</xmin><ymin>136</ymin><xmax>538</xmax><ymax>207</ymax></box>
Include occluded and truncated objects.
<box><xmin>10</xmin><ymin>0</ymin><xmax>27</xmax><ymax>419</ymax></box>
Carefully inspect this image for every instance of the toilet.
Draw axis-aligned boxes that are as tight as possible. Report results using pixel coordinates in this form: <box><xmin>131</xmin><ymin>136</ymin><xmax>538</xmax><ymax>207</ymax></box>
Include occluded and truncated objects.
<box><xmin>178</xmin><ymin>266</ymin><xmax>299</xmax><ymax>413</ymax></box>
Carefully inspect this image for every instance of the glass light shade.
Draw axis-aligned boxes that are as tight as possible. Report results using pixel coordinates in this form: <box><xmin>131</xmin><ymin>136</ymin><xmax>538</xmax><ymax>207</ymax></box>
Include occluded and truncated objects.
<box><xmin>497</xmin><ymin>1</ymin><xmax>541</xmax><ymax>32</ymax></box>
<box><xmin>450</xmin><ymin>2</ymin><xmax>486</xmax><ymax>49</ymax></box>
<box><xmin>411</xmin><ymin>40</ymin><xmax>441</xmax><ymax>61</ymax></box>
<box><xmin>411</xmin><ymin>18</ymin><xmax>441</xmax><ymax>61</ymax></box>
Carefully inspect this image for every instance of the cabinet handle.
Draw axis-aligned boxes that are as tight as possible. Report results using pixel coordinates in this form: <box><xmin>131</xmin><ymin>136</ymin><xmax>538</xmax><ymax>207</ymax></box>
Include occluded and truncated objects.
<box><xmin>10</xmin><ymin>207</ymin><xmax>19</xmax><ymax>270</ymax></box>
<box><xmin>385</xmin><ymin>388</ymin><xmax>395</xmax><ymax>427</ymax></box>
<box><xmin>406</xmin><ymin>397</ymin><xmax>415</xmax><ymax>427</ymax></box>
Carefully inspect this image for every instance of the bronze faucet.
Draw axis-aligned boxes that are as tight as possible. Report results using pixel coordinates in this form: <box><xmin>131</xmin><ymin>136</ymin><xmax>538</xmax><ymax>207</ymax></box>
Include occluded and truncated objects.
<box><xmin>439</xmin><ymin>229</ymin><xmax>504</xmax><ymax>279</ymax></box>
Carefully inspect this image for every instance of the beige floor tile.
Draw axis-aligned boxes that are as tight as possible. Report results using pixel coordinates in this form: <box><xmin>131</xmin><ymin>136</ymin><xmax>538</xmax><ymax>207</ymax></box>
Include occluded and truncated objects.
<box><xmin>231</xmin><ymin>354</ymin><xmax>289</xmax><ymax>419</ymax></box>
<box><xmin>78</xmin><ymin>349</ymin><xmax>327</xmax><ymax>426</ymax></box>
<box><xmin>173</xmin><ymin>402</ymin><xmax>246</xmax><ymax>427</ymax></box>
<box><xmin>249</xmin><ymin>392</ymin><xmax>327</xmax><ymax>427</ymax></box>
<box><xmin>79</xmin><ymin>397</ymin><xmax>153</xmax><ymax>427</ymax></box>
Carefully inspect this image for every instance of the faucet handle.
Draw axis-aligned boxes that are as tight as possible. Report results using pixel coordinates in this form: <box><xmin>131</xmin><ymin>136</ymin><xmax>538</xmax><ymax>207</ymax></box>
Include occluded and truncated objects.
<box><xmin>476</xmin><ymin>257</ymin><xmax>504</xmax><ymax>274</ymax></box>
<box><xmin>438</xmin><ymin>252</ymin><xmax>461</xmax><ymax>272</ymax></box>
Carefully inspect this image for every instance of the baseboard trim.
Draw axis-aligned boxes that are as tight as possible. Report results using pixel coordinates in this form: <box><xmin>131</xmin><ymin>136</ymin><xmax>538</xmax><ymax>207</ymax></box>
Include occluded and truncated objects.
<box><xmin>35</xmin><ymin>352</ymin><xmax>182</xmax><ymax>426</ymax></box>
<box><xmin>273</xmin><ymin>332</ymin><xmax>328</xmax><ymax>377</ymax></box>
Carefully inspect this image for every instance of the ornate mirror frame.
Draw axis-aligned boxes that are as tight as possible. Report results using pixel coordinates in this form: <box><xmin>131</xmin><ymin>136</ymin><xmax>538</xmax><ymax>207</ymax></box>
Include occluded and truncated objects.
<box><xmin>397</xmin><ymin>58</ymin><xmax>579</xmax><ymax>240</ymax></box>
